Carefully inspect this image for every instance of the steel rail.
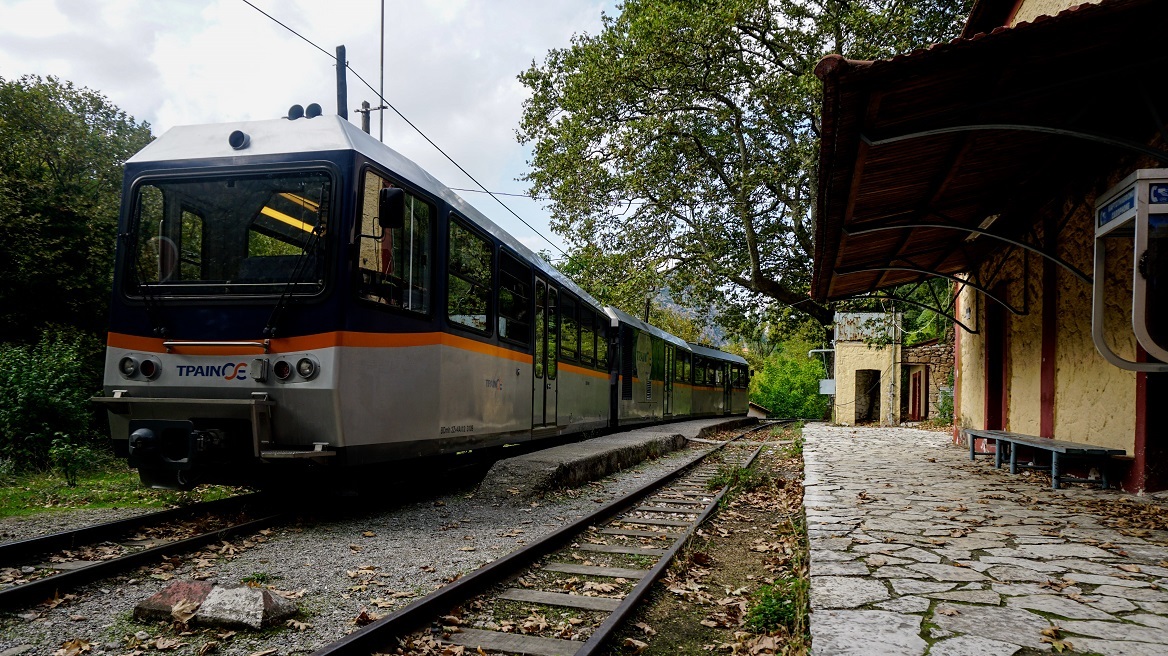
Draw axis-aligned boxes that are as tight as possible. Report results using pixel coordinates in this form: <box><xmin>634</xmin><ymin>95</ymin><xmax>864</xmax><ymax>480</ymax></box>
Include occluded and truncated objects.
<box><xmin>574</xmin><ymin>436</ymin><xmax>772</xmax><ymax>656</ymax></box>
<box><xmin>0</xmin><ymin>493</ymin><xmax>269</xmax><ymax>567</ymax></box>
<box><xmin>0</xmin><ymin>513</ymin><xmax>284</xmax><ymax>609</ymax></box>
<box><xmin>310</xmin><ymin>420</ymin><xmax>781</xmax><ymax>656</ymax></box>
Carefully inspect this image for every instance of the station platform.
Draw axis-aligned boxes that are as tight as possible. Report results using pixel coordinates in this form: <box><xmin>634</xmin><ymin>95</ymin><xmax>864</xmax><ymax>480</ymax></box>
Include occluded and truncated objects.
<box><xmin>477</xmin><ymin>417</ymin><xmax>755</xmax><ymax>501</ymax></box>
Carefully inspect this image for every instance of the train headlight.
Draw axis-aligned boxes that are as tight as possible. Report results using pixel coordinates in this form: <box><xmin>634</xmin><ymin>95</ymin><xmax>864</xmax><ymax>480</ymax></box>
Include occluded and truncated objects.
<box><xmin>273</xmin><ymin>360</ymin><xmax>292</xmax><ymax>381</ymax></box>
<box><xmin>119</xmin><ymin>356</ymin><xmax>138</xmax><ymax>378</ymax></box>
<box><xmin>296</xmin><ymin>358</ymin><xmax>317</xmax><ymax>380</ymax></box>
<box><xmin>139</xmin><ymin>358</ymin><xmax>160</xmax><ymax>380</ymax></box>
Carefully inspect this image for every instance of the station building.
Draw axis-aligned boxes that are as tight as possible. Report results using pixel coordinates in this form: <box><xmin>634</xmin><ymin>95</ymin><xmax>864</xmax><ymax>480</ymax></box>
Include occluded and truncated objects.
<box><xmin>811</xmin><ymin>0</ymin><xmax>1168</xmax><ymax>491</ymax></box>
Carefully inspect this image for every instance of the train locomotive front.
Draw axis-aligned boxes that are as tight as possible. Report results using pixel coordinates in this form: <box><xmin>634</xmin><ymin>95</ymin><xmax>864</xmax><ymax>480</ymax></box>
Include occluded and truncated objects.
<box><xmin>97</xmin><ymin>115</ymin><xmax>578</xmax><ymax>489</ymax></box>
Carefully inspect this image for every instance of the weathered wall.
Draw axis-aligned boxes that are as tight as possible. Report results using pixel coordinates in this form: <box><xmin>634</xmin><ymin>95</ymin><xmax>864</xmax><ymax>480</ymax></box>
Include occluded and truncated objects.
<box><xmin>1053</xmin><ymin>198</ymin><xmax>1137</xmax><ymax>452</ymax></box>
<box><xmin>1011</xmin><ymin>0</ymin><xmax>1102</xmax><ymax>25</ymax></box>
<box><xmin>903</xmin><ymin>339</ymin><xmax>954</xmax><ymax>416</ymax></box>
<box><xmin>952</xmin><ymin>191</ymin><xmax>1136</xmax><ymax>453</ymax></box>
<box><xmin>834</xmin><ymin>340</ymin><xmax>900</xmax><ymax>426</ymax></box>
<box><xmin>956</xmin><ymin>280</ymin><xmax>986</xmax><ymax>431</ymax></box>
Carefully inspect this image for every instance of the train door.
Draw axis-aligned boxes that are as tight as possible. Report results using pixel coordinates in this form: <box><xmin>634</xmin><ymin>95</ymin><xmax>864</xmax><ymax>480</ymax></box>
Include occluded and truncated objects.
<box><xmin>722</xmin><ymin>364</ymin><xmax>731</xmax><ymax>415</ymax></box>
<box><xmin>664</xmin><ymin>344</ymin><xmax>674</xmax><ymax>416</ymax></box>
<box><xmin>533</xmin><ymin>277</ymin><xmax>559</xmax><ymax>427</ymax></box>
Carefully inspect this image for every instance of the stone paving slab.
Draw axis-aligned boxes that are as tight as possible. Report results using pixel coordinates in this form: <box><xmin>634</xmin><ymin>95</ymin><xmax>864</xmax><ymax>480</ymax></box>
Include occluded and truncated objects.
<box><xmin>804</xmin><ymin>424</ymin><xmax>1168</xmax><ymax>656</ymax></box>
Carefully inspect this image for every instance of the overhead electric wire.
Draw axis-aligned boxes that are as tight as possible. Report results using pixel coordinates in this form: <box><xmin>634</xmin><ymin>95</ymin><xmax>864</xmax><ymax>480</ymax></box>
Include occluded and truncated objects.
<box><xmin>239</xmin><ymin>0</ymin><xmax>567</xmax><ymax>257</ymax></box>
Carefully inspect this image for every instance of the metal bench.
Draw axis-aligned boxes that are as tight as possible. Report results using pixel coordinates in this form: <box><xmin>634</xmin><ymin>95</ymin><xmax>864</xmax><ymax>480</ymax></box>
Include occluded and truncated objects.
<box><xmin>965</xmin><ymin>429</ymin><xmax>1125</xmax><ymax>490</ymax></box>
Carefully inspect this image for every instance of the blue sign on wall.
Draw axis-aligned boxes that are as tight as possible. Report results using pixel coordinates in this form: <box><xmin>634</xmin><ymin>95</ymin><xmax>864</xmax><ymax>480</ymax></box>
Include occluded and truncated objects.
<box><xmin>1098</xmin><ymin>187</ymin><xmax>1136</xmax><ymax>227</ymax></box>
<box><xmin>1151</xmin><ymin>183</ymin><xmax>1168</xmax><ymax>204</ymax></box>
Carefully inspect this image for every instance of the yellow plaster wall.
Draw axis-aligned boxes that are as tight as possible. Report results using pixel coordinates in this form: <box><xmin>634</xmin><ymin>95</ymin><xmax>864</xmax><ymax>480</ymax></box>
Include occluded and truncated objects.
<box><xmin>956</xmin><ymin>278</ymin><xmax>986</xmax><ymax>431</ymax></box>
<box><xmin>1002</xmin><ymin>248</ymin><xmax>1044</xmax><ymax>436</ymax></box>
<box><xmin>1052</xmin><ymin>202</ymin><xmax>1136</xmax><ymax>452</ymax></box>
<box><xmin>1011</xmin><ymin>0</ymin><xmax>1102</xmax><ymax>25</ymax></box>
<box><xmin>834</xmin><ymin>340</ymin><xmax>900</xmax><ymax>426</ymax></box>
<box><xmin>954</xmin><ymin>195</ymin><xmax>1136</xmax><ymax>453</ymax></box>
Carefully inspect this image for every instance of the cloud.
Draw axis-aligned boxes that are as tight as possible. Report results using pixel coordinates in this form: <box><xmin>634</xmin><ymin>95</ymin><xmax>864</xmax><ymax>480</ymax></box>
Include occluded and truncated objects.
<box><xmin>0</xmin><ymin>0</ymin><xmax>606</xmax><ymax>252</ymax></box>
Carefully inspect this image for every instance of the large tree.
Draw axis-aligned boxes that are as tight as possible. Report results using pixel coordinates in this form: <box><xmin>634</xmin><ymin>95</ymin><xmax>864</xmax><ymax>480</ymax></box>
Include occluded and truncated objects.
<box><xmin>0</xmin><ymin>75</ymin><xmax>153</xmax><ymax>341</ymax></box>
<box><xmin>518</xmin><ymin>0</ymin><xmax>970</xmax><ymax>328</ymax></box>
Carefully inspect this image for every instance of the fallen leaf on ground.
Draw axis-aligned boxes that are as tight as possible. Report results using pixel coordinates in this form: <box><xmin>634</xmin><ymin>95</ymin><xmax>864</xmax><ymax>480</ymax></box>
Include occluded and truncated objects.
<box><xmin>53</xmin><ymin>639</ymin><xmax>91</xmax><ymax>656</ymax></box>
<box><xmin>623</xmin><ymin>638</ymin><xmax>649</xmax><ymax>654</ymax></box>
<box><xmin>171</xmin><ymin>599</ymin><xmax>200</xmax><ymax>624</ymax></box>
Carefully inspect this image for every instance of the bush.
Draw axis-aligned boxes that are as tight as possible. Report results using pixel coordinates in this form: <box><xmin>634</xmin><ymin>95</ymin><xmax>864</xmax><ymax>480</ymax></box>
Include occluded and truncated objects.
<box><xmin>49</xmin><ymin>437</ymin><xmax>97</xmax><ymax>486</ymax></box>
<box><xmin>0</xmin><ymin>328</ymin><xmax>104</xmax><ymax>470</ymax></box>
<box><xmin>750</xmin><ymin>341</ymin><xmax>831</xmax><ymax>420</ymax></box>
<box><xmin>747</xmin><ymin>576</ymin><xmax>807</xmax><ymax>633</ymax></box>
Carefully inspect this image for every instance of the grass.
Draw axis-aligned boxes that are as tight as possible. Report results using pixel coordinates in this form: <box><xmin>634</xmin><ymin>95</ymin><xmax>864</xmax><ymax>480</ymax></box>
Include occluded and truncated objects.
<box><xmin>747</xmin><ymin>575</ymin><xmax>808</xmax><ymax>632</ymax></box>
<box><xmin>706</xmin><ymin>463</ymin><xmax>774</xmax><ymax>493</ymax></box>
<box><xmin>0</xmin><ymin>458</ymin><xmax>240</xmax><ymax>518</ymax></box>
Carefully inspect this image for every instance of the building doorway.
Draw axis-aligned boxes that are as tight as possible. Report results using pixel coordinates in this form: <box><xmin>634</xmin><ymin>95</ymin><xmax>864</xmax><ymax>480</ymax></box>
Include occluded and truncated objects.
<box><xmin>855</xmin><ymin>369</ymin><xmax>881</xmax><ymax>423</ymax></box>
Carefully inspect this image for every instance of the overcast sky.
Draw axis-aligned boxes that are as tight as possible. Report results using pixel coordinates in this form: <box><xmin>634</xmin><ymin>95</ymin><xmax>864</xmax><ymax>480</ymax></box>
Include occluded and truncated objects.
<box><xmin>0</xmin><ymin>0</ymin><xmax>612</xmax><ymax>255</ymax></box>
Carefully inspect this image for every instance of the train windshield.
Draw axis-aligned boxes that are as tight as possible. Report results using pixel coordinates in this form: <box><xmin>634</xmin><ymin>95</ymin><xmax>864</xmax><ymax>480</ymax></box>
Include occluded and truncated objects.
<box><xmin>124</xmin><ymin>170</ymin><xmax>331</xmax><ymax>297</ymax></box>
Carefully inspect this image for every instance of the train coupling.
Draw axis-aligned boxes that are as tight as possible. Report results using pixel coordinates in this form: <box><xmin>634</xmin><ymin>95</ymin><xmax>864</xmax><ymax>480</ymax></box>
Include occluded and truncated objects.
<box><xmin>128</xmin><ymin>420</ymin><xmax>230</xmax><ymax>471</ymax></box>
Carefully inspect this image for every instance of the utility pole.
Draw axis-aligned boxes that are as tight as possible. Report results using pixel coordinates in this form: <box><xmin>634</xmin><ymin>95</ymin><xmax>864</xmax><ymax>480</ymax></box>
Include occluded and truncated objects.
<box><xmin>357</xmin><ymin>101</ymin><xmax>371</xmax><ymax>134</ymax></box>
<box><xmin>379</xmin><ymin>0</ymin><xmax>385</xmax><ymax>141</ymax></box>
<box><xmin>336</xmin><ymin>45</ymin><xmax>348</xmax><ymax>120</ymax></box>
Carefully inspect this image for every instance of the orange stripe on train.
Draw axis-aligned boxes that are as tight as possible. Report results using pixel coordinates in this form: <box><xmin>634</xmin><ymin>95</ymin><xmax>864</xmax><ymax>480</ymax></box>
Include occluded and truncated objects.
<box><xmin>107</xmin><ymin>331</ymin><xmax>535</xmax><ymax>364</ymax></box>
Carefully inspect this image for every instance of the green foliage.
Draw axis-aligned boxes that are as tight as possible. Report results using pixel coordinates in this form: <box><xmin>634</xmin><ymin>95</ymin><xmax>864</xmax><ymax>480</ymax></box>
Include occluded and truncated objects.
<box><xmin>750</xmin><ymin>341</ymin><xmax>831</xmax><ymax>419</ymax></box>
<box><xmin>706</xmin><ymin>464</ymin><xmax>773</xmax><ymax>492</ymax></box>
<box><xmin>49</xmin><ymin>437</ymin><xmax>97</xmax><ymax>487</ymax></box>
<box><xmin>0</xmin><ymin>74</ymin><xmax>153</xmax><ymax>342</ymax></box>
<box><xmin>0</xmin><ymin>328</ymin><xmax>104</xmax><ymax>469</ymax></box>
<box><xmin>518</xmin><ymin>0</ymin><xmax>970</xmax><ymax>329</ymax></box>
<box><xmin>936</xmin><ymin>371</ymin><xmax>955</xmax><ymax>422</ymax></box>
<box><xmin>747</xmin><ymin>575</ymin><xmax>808</xmax><ymax>632</ymax></box>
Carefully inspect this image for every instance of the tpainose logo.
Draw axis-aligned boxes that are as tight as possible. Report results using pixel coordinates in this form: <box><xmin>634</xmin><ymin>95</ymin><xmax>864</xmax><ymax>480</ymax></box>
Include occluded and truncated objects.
<box><xmin>176</xmin><ymin>362</ymin><xmax>248</xmax><ymax>380</ymax></box>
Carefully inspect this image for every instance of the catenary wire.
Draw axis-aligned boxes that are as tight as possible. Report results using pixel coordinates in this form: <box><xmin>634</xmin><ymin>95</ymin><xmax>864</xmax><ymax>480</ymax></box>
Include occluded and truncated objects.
<box><xmin>238</xmin><ymin>0</ymin><xmax>566</xmax><ymax>257</ymax></box>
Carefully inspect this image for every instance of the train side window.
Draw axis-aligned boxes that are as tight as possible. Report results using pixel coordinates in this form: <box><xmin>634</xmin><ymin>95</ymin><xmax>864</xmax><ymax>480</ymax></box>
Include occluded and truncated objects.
<box><xmin>596</xmin><ymin>319</ymin><xmax>608</xmax><ymax>370</ymax></box>
<box><xmin>547</xmin><ymin>288</ymin><xmax>558</xmax><ymax>379</ymax></box>
<box><xmin>694</xmin><ymin>356</ymin><xmax>705</xmax><ymax>385</ymax></box>
<box><xmin>535</xmin><ymin>282</ymin><xmax>546</xmax><ymax>378</ymax></box>
<box><xmin>447</xmin><ymin>218</ymin><xmax>494</xmax><ymax>334</ymax></box>
<box><xmin>674</xmin><ymin>351</ymin><xmax>685</xmax><ymax>382</ymax></box>
<box><xmin>498</xmin><ymin>251</ymin><xmax>531</xmax><ymax>345</ymax></box>
<box><xmin>560</xmin><ymin>297</ymin><xmax>578</xmax><ymax>361</ymax></box>
<box><xmin>730</xmin><ymin>366</ymin><xmax>739</xmax><ymax>388</ymax></box>
<box><xmin>357</xmin><ymin>170</ymin><xmax>432</xmax><ymax>313</ymax></box>
<box><xmin>580</xmin><ymin>311</ymin><xmax>595</xmax><ymax>366</ymax></box>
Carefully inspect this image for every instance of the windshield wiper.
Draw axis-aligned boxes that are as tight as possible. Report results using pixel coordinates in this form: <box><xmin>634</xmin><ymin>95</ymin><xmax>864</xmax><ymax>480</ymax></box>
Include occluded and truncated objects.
<box><xmin>122</xmin><ymin>230</ymin><xmax>169</xmax><ymax>338</ymax></box>
<box><xmin>261</xmin><ymin>222</ymin><xmax>325</xmax><ymax>340</ymax></box>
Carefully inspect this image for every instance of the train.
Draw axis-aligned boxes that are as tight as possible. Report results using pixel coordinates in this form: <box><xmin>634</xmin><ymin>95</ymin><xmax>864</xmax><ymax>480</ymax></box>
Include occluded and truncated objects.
<box><xmin>95</xmin><ymin>107</ymin><xmax>749</xmax><ymax>489</ymax></box>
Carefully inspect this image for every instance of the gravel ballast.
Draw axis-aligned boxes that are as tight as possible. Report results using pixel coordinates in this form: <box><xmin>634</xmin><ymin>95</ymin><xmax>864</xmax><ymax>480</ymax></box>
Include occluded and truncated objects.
<box><xmin>0</xmin><ymin>429</ymin><xmax>739</xmax><ymax>655</ymax></box>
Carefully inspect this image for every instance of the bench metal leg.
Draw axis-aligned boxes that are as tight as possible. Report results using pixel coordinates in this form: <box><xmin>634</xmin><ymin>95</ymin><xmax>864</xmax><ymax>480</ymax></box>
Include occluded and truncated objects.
<box><xmin>969</xmin><ymin>432</ymin><xmax>975</xmax><ymax>461</ymax></box>
<box><xmin>1101</xmin><ymin>463</ymin><xmax>1110</xmax><ymax>490</ymax></box>
<box><xmin>1009</xmin><ymin>443</ymin><xmax>1018</xmax><ymax>474</ymax></box>
<box><xmin>1051</xmin><ymin>452</ymin><xmax>1061</xmax><ymax>490</ymax></box>
<box><xmin>994</xmin><ymin>439</ymin><xmax>1003</xmax><ymax>469</ymax></box>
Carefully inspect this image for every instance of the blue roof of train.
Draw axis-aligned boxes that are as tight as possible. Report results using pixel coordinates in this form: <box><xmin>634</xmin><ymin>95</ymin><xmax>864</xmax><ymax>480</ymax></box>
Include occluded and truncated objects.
<box><xmin>605</xmin><ymin>306</ymin><xmax>690</xmax><ymax>351</ymax></box>
<box><xmin>126</xmin><ymin>115</ymin><xmax>604</xmax><ymax>312</ymax></box>
<box><xmin>687</xmin><ymin>342</ymin><xmax>748</xmax><ymax>365</ymax></box>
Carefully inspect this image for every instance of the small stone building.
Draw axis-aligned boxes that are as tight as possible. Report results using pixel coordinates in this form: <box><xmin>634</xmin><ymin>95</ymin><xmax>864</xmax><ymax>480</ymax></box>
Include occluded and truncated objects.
<box><xmin>901</xmin><ymin>339</ymin><xmax>954</xmax><ymax>421</ymax></box>
<box><xmin>832</xmin><ymin>312</ymin><xmax>901</xmax><ymax>426</ymax></box>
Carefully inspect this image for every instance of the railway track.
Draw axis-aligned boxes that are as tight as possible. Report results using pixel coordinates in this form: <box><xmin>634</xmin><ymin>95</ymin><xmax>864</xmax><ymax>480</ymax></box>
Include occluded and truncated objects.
<box><xmin>0</xmin><ymin>493</ymin><xmax>282</xmax><ymax>609</ymax></box>
<box><xmin>312</xmin><ymin>421</ymin><xmax>785</xmax><ymax>656</ymax></box>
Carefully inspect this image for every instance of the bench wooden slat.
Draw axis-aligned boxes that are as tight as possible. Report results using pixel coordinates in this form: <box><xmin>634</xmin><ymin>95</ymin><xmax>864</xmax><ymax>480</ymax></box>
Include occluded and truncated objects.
<box><xmin>964</xmin><ymin>429</ymin><xmax>1123</xmax><ymax>490</ymax></box>
<box><xmin>965</xmin><ymin>430</ymin><xmax>1125</xmax><ymax>456</ymax></box>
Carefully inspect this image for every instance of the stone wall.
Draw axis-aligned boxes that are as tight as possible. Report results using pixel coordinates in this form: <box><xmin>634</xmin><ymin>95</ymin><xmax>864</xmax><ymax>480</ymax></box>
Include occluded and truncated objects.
<box><xmin>903</xmin><ymin>339</ymin><xmax>954</xmax><ymax>417</ymax></box>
